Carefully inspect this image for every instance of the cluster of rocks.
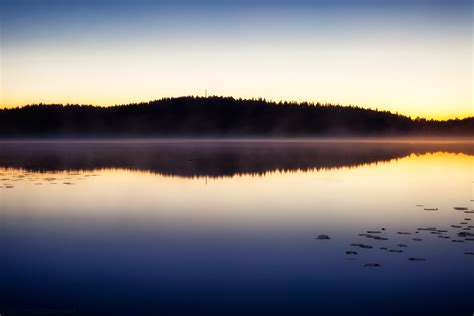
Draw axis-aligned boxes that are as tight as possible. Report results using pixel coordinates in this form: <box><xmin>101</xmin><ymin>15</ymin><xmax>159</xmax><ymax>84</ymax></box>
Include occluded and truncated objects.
<box><xmin>316</xmin><ymin>202</ymin><xmax>474</xmax><ymax>267</ymax></box>
<box><xmin>0</xmin><ymin>170</ymin><xmax>100</xmax><ymax>189</ymax></box>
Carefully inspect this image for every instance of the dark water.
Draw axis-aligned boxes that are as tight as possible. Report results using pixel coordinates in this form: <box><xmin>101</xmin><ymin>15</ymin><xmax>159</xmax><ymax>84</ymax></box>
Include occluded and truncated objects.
<box><xmin>0</xmin><ymin>140</ymin><xmax>473</xmax><ymax>316</ymax></box>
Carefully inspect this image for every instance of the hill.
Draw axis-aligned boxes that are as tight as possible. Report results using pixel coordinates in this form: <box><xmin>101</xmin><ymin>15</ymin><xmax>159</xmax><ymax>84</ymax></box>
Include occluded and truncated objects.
<box><xmin>0</xmin><ymin>96</ymin><xmax>472</xmax><ymax>137</ymax></box>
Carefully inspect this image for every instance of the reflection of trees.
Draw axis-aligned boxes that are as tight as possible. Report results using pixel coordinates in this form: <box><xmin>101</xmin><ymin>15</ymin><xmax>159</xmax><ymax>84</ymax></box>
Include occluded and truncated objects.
<box><xmin>0</xmin><ymin>141</ymin><xmax>472</xmax><ymax>178</ymax></box>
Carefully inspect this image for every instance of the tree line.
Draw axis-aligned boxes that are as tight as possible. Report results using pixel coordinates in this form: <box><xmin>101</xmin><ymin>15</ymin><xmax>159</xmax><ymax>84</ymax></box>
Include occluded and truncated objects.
<box><xmin>0</xmin><ymin>96</ymin><xmax>472</xmax><ymax>137</ymax></box>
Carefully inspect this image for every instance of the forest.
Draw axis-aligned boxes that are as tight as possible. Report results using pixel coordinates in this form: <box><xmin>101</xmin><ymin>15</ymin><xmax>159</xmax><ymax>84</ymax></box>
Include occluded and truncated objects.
<box><xmin>0</xmin><ymin>96</ymin><xmax>472</xmax><ymax>137</ymax></box>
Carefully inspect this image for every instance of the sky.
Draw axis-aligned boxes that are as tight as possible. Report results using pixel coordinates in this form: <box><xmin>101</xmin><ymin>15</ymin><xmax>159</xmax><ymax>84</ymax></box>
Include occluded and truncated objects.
<box><xmin>0</xmin><ymin>0</ymin><xmax>472</xmax><ymax>119</ymax></box>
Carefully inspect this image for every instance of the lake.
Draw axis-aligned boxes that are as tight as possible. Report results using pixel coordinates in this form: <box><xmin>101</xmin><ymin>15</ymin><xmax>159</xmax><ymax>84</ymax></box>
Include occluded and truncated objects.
<box><xmin>0</xmin><ymin>140</ymin><xmax>473</xmax><ymax>316</ymax></box>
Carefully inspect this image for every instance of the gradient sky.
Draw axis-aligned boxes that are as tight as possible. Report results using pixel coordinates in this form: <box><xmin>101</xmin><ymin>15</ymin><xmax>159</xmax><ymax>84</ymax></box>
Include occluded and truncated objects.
<box><xmin>0</xmin><ymin>0</ymin><xmax>472</xmax><ymax>119</ymax></box>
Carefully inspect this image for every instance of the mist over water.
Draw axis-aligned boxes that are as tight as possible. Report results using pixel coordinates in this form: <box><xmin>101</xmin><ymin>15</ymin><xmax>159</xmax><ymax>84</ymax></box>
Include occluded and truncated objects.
<box><xmin>0</xmin><ymin>139</ymin><xmax>473</xmax><ymax>177</ymax></box>
<box><xmin>0</xmin><ymin>139</ymin><xmax>473</xmax><ymax>315</ymax></box>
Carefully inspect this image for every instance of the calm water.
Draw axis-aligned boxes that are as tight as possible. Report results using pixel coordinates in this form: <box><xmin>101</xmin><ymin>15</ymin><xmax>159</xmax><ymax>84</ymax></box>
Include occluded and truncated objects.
<box><xmin>1</xmin><ymin>140</ymin><xmax>473</xmax><ymax>316</ymax></box>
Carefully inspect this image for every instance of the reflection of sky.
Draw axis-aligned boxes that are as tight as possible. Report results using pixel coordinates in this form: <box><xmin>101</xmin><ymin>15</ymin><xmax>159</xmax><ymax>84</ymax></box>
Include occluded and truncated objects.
<box><xmin>1</xmin><ymin>0</ymin><xmax>472</xmax><ymax>119</ymax></box>
<box><xmin>1</xmin><ymin>150</ymin><xmax>473</xmax><ymax>315</ymax></box>
<box><xmin>1</xmin><ymin>152</ymin><xmax>472</xmax><ymax>229</ymax></box>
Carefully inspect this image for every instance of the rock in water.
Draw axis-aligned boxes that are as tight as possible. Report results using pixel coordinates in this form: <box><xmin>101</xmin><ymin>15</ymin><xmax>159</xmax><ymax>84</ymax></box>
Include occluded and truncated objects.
<box><xmin>408</xmin><ymin>257</ymin><xmax>426</xmax><ymax>262</ymax></box>
<box><xmin>359</xmin><ymin>234</ymin><xmax>388</xmax><ymax>241</ymax></box>
<box><xmin>316</xmin><ymin>235</ymin><xmax>331</xmax><ymax>240</ymax></box>
<box><xmin>363</xmin><ymin>263</ymin><xmax>381</xmax><ymax>268</ymax></box>
<box><xmin>350</xmin><ymin>243</ymin><xmax>373</xmax><ymax>249</ymax></box>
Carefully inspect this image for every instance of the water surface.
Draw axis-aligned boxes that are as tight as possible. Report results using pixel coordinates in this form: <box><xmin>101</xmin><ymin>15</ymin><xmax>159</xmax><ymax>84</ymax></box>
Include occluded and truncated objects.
<box><xmin>1</xmin><ymin>140</ymin><xmax>473</xmax><ymax>316</ymax></box>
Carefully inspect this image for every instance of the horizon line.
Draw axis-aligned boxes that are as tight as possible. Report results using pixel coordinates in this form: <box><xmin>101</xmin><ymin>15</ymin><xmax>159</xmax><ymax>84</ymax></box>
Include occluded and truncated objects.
<box><xmin>1</xmin><ymin>95</ymin><xmax>472</xmax><ymax>122</ymax></box>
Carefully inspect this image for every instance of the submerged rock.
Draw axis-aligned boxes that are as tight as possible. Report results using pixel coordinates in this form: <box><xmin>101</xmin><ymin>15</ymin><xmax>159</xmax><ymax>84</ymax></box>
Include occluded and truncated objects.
<box><xmin>397</xmin><ymin>232</ymin><xmax>411</xmax><ymax>235</ymax></box>
<box><xmin>363</xmin><ymin>263</ymin><xmax>381</xmax><ymax>268</ymax></box>
<box><xmin>345</xmin><ymin>251</ymin><xmax>358</xmax><ymax>255</ymax></box>
<box><xmin>465</xmin><ymin>252</ymin><xmax>474</xmax><ymax>255</ymax></box>
<box><xmin>397</xmin><ymin>244</ymin><xmax>408</xmax><ymax>248</ymax></box>
<box><xmin>408</xmin><ymin>257</ymin><xmax>426</xmax><ymax>262</ymax></box>
<box><xmin>350</xmin><ymin>243</ymin><xmax>373</xmax><ymax>249</ymax></box>
<box><xmin>316</xmin><ymin>235</ymin><xmax>331</xmax><ymax>240</ymax></box>
<box><xmin>359</xmin><ymin>234</ymin><xmax>388</xmax><ymax>241</ymax></box>
<box><xmin>454</xmin><ymin>207</ymin><xmax>469</xmax><ymax>210</ymax></box>
<box><xmin>389</xmin><ymin>249</ymin><xmax>403</xmax><ymax>253</ymax></box>
<box><xmin>412</xmin><ymin>238</ymin><xmax>423</xmax><ymax>241</ymax></box>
